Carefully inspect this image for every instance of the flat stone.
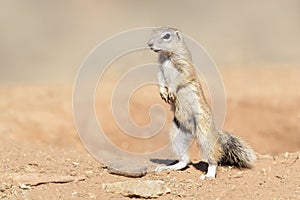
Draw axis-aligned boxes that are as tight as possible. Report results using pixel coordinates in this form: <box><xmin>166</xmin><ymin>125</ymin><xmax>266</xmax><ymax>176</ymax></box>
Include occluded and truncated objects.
<box><xmin>102</xmin><ymin>180</ymin><xmax>170</xmax><ymax>198</ymax></box>
<box><xmin>107</xmin><ymin>166</ymin><xmax>147</xmax><ymax>178</ymax></box>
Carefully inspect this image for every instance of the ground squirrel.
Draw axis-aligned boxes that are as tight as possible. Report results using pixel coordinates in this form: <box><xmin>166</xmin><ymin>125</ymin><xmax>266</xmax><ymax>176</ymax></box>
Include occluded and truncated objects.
<box><xmin>148</xmin><ymin>27</ymin><xmax>256</xmax><ymax>179</ymax></box>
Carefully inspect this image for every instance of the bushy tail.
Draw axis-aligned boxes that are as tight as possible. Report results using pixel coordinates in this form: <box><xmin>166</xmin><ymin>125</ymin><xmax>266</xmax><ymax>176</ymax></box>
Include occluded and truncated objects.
<box><xmin>219</xmin><ymin>131</ymin><xmax>256</xmax><ymax>168</ymax></box>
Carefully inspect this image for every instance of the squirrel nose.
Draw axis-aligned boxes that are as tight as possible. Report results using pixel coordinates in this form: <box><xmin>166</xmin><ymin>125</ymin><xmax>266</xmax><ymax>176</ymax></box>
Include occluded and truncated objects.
<box><xmin>148</xmin><ymin>42</ymin><xmax>153</xmax><ymax>48</ymax></box>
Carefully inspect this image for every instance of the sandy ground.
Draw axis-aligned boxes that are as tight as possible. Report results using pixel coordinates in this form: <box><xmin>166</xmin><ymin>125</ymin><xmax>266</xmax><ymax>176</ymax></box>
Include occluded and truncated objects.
<box><xmin>0</xmin><ymin>67</ymin><xmax>300</xmax><ymax>199</ymax></box>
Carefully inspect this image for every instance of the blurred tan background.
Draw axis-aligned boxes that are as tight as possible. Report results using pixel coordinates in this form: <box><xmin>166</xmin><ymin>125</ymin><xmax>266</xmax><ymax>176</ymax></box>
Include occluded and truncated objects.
<box><xmin>0</xmin><ymin>0</ymin><xmax>300</xmax><ymax>83</ymax></box>
<box><xmin>0</xmin><ymin>3</ymin><xmax>299</xmax><ymax>199</ymax></box>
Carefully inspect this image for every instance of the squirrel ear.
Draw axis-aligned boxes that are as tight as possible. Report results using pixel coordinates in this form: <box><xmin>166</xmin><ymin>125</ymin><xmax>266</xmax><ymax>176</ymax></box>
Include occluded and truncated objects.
<box><xmin>175</xmin><ymin>31</ymin><xmax>182</xmax><ymax>41</ymax></box>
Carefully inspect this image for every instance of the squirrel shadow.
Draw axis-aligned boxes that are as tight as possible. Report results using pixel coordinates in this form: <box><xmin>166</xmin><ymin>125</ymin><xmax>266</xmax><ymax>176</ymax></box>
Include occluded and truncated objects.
<box><xmin>150</xmin><ymin>159</ymin><xmax>208</xmax><ymax>173</ymax></box>
<box><xmin>150</xmin><ymin>158</ymin><xmax>178</xmax><ymax>165</ymax></box>
<box><xmin>191</xmin><ymin>161</ymin><xmax>208</xmax><ymax>173</ymax></box>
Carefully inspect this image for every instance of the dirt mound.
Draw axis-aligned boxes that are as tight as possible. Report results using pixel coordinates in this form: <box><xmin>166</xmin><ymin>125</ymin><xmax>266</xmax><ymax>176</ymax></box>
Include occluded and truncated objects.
<box><xmin>0</xmin><ymin>138</ymin><xmax>299</xmax><ymax>199</ymax></box>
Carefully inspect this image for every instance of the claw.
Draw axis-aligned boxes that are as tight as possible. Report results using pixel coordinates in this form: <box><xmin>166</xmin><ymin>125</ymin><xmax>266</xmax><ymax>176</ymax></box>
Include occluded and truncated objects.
<box><xmin>159</xmin><ymin>89</ymin><xmax>169</xmax><ymax>103</ymax></box>
<box><xmin>160</xmin><ymin>93</ymin><xmax>168</xmax><ymax>103</ymax></box>
<box><xmin>200</xmin><ymin>174</ymin><xmax>216</xmax><ymax>180</ymax></box>
<box><xmin>168</xmin><ymin>92</ymin><xmax>176</xmax><ymax>103</ymax></box>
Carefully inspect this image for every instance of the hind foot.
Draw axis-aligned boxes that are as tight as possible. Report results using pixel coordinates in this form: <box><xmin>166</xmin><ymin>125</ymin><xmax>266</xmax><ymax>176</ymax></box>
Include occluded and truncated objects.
<box><xmin>155</xmin><ymin>160</ymin><xmax>188</xmax><ymax>172</ymax></box>
<box><xmin>200</xmin><ymin>164</ymin><xmax>217</xmax><ymax>180</ymax></box>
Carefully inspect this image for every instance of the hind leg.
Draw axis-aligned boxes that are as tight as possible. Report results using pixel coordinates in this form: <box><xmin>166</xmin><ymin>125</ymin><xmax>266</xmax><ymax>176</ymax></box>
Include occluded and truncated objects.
<box><xmin>155</xmin><ymin>120</ymin><xmax>194</xmax><ymax>172</ymax></box>
<box><xmin>198</xmin><ymin>134</ymin><xmax>221</xmax><ymax>179</ymax></box>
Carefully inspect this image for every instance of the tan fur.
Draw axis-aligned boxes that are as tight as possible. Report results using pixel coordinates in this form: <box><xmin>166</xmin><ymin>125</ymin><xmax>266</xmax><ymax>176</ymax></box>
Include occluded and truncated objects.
<box><xmin>148</xmin><ymin>27</ymin><xmax>255</xmax><ymax>179</ymax></box>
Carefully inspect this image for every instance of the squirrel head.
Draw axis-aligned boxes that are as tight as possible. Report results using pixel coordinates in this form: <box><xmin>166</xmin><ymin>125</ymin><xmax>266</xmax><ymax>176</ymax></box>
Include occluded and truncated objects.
<box><xmin>148</xmin><ymin>27</ymin><xmax>185</xmax><ymax>56</ymax></box>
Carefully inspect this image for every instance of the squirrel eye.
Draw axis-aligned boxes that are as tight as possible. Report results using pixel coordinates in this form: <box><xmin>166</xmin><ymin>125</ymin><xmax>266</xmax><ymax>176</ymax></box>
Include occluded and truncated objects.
<box><xmin>162</xmin><ymin>33</ymin><xmax>171</xmax><ymax>40</ymax></box>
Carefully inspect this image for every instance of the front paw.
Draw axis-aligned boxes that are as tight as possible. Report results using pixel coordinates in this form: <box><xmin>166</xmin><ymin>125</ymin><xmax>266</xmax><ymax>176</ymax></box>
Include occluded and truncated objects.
<box><xmin>167</xmin><ymin>92</ymin><xmax>176</xmax><ymax>103</ymax></box>
<box><xmin>159</xmin><ymin>88</ymin><xmax>169</xmax><ymax>103</ymax></box>
<box><xmin>160</xmin><ymin>92</ymin><xmax>168</xmax><ymax>103</ymax></box>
